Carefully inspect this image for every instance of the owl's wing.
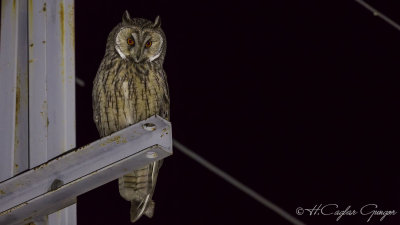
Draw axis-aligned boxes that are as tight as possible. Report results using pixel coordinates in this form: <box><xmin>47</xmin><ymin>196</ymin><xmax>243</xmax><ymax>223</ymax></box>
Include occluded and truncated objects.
<box><xmin>159</xmin><ymin>70</ymin><xmax>170</xmax><ymax>121</ymax></box>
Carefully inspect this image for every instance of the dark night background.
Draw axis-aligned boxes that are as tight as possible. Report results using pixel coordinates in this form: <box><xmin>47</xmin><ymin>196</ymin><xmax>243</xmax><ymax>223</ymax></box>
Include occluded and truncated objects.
<box><xmin>74</xmin><ymin>0</ymin><xmax>399</xmax><ymax>225</ymax></box>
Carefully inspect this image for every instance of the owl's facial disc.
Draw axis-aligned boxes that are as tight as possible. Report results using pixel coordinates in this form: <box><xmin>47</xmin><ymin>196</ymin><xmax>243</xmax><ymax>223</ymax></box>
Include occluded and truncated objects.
<box><xmin>115</xmin><ymin>27</ymin><xmax>136</xmax><ymax>60</ymax></box>
<box><xmin>141</xmin><ymin>30</ymin><xmax>163</xmax><ymax>62</ymax></box>
<box><xmin>148</xmin><ymin>37</ymin><xmax>162</xmax><ymax>62</ymax></box>
<box><xmin>115</xmin><ymin>46</ymin><xmax>127</xmax><ymax>59</ymax></box>
<box><xmin>115</xmin><ymin>27</ymin><xmax>163</xmax><ymax>63</ymax></box>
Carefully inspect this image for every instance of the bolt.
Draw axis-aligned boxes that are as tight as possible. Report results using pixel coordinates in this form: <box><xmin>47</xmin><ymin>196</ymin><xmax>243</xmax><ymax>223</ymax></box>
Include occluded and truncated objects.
<box><xmin>146</xmin><ymin>151</ymin><xmax>158</xmax><ymax>159</ymax></box>
<box><xmin>143</xmin><ymin>123</ymin><xmax>156</xmax><ymax>131</ymax></box>
<box><xmin>49</xmin><ymin>179</ymin><xmax>64</xmax><ymax>191</ymax></box>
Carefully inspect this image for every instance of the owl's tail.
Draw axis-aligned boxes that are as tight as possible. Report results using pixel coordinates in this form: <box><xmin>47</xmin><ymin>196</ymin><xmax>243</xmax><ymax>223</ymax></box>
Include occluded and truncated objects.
<box><xmin>118</xmin><ymin>160</ymin><xmax>162</xmax><ymax>223</ymax></box>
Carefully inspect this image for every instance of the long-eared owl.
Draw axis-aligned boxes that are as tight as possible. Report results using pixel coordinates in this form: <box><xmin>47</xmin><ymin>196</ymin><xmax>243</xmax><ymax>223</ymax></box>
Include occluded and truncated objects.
<box><xmin>92</xmin><ymin>10</ymin><xmax>169</xmax><ymax>223</ymax></box>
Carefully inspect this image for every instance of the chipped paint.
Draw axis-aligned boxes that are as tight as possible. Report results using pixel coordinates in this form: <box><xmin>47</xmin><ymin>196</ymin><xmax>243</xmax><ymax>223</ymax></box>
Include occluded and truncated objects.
<box><xmin>101</xmin><ymin>135</ymin><xmax>127</xmax><ymax>146</ymax></box>
<box><xmin>33</xmin><ymin>160</ymin><xmax>50</xmax><ymax>171</ymax></box>
<box><xmin>0</xmin><ymin>202</ymin><xmax>28</xmax><ymax>216</ymax></box>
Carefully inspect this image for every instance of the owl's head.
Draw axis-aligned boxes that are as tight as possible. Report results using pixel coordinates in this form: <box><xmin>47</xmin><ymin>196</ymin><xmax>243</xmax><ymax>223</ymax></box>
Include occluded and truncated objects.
<box><xmin>108</xmin><ymin>11</ymin><xmax>166</xmax><ymax>64</ymax></box>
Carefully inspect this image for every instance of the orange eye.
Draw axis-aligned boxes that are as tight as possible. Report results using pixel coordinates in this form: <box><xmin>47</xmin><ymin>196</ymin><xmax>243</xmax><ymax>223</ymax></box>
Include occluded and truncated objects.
<box><xmin>127</xmin><ymin>38</ymin><xmax>135</xmax><ymax>46</ymax></box>
<box><xmin>145</xmin><ymin>40</ymin><xmax>152</xmax><ymax>48</ymax></box>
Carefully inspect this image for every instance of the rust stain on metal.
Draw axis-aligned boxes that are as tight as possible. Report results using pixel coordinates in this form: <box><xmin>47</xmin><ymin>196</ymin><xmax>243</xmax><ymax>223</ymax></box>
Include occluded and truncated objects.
<box><xmin>28</xmin><ymin>0</ymin><xmax>33</xmax><ymax>25</ymax></box>
<box><xmin>40</xmin><ymin>100</ymin><xmax>47</xmax><ymax>127</ymax></box>
<box><xmin>23</xmin><ymin>216</ymin><xmax>32</xmax><ymax>222</ymax></box>
<box><xmin>28</xmin><ymin>0</ymin><xmax>34</xmax><ymax>67</ymax></box>
<box><xmin>0</xmin><ymin>202</ymin><xmax>28</xmax><ymax>216</ymax></box>
<box><xmin>59</xmin><ymin>1</ymin><xmax>65</xmax><ymax>84</ymax></box>
<box><xmin>33</xmin><ymin>161</ymin><xmax>50</xmax><ymax>171</ymax></box>
<box><xmin>59</xmin><ymin>2</ymin><xmax>65</xmax><ymax>42</ymax></box>
<box><xmin>160</xmin><ymin>127</ymin><xmax>169</xmax><ymax>138</ymax></box>
<box><xmin>12</xmin><ymin>0</ymin><xmax>16</xmax><ymax>11</ymax></box>
<box><xmin>0</xmin><ymin>190</ymin><xmax>5</xmax><ymax>195</ymax></box>
<box><xmin>42</xmin><ymin>2</ymin><xmax>46</xmax><ymax>12</ymax></box>
<box><xmin>14</xmin><ymin>73</ymin><xmax>21</xmax><ymax>156</ymax></box>
<box><xmin>122</xmin><ymin>137</ymin><xmax>127</xmax><ymax>144</ymax></box>
<box><xmin>76</xmin><ymin>143</ymin><xmax>91</xmax><ymax>152</ymax></box>
<box><xmin>68</xmin><ymin>3</ymin><xmax>75</xmax><ymax>48</ymax></box>
<box><xmin>101</xmin><ymin>135</ymin><xmax>127</xmax><ymax>146</ymax></box>
<box><xmin>15</xmin><ymin>73</ymin><xmax>21</xmax><ymax>117</ymax></box>
<box><xmin>30</xmin><ymin>144</ymin><xmax>90</xmax><ymax>172</ymax></box>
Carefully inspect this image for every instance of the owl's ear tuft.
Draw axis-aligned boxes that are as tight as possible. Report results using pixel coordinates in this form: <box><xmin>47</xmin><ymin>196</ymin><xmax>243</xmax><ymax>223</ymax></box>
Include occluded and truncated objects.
<box><xmin>122</xmin><ymin>10</ymin><xmax>132</xmax><ymax>24</ymax></box>
<box><xmin>153</xmin><ymin>16</ymin><xmax>161</xmax><ymax>28</ymax></box>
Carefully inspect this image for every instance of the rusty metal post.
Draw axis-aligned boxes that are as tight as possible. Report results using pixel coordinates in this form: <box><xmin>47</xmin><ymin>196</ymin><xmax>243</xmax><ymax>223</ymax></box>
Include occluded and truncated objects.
<box><xmin>28</xmin><ymin>0</ymin><xmax>76</xmax><ymax>224</ymax></box>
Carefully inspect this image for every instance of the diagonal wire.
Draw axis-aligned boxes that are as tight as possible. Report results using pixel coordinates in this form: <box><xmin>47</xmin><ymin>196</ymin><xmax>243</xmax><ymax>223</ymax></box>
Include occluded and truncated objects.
<box><xmin>173</xmin><ymin>139</ymin><xmax>307</xmax><ymax>225</ymax></box>
<box><xmin>355</xmin><ymin>0</ymin><xmax>400</xmax><ymax>32</ymax></box>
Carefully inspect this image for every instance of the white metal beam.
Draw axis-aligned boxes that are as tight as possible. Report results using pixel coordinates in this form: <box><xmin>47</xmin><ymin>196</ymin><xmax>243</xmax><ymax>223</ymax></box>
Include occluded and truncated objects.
<box><xmin>28</xmin><ymin>0</ymin><xmax>76</xmax><ymax>167</ymax></box>
<box><xmin>28</xmin><ymin>0</ymin><xmax>76</xmax><ymax>223</ymax></box>
<box><xmin>0</xmin><ymin>116</ymin><xmax>172</xmax><ymax>225</ymax></box>
<box><xmin>0</xmin><ymin>0</ymin><xmax>29</xmax><ymax>181</ymax></box>
<box><xmin>28</xmin><ymin>0</ymin><xmax>49</xmax><ymax>167</ymax></box>
<box><xmin>45</xmin><ymin>0</ymin><xmax>76</xmax><ymax>158</ymax></box>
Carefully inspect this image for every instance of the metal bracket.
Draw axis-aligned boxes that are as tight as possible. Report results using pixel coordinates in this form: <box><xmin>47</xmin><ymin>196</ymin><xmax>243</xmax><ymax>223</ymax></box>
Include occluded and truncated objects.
<box><xmin>0</xmin><ymin>116</ymin><xmax>172</xmax><ymax>225</ymax></box>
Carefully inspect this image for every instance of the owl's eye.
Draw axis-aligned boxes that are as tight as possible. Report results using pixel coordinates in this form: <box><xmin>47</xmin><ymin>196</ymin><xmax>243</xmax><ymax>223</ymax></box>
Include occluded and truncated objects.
<box><xmin>145</xmin><ymin>40</ymin><xmax>152</xmax><ymax>48</ymax></box>
<box><xmin>127</xmin><ymin>38</ymin><xmax>135</xmax><ymax>46</ymax></box>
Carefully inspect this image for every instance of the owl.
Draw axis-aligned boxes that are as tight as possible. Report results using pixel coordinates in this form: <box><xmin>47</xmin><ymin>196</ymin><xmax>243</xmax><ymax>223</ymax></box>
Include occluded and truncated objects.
<box><xmin>92</xmin><ymin>11</ymin><xmax>169</xmax><ymax>223</ymax></box>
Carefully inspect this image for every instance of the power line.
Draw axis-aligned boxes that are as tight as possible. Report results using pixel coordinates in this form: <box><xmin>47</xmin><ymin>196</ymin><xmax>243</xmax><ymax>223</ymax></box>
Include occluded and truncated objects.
<box><xmin>173</xmin><ymin>139</ymin><xmax>307</xmax><ymax>225</ymax></box>
<box><xmin>355</xmin><ymin>0</ymin><xmax>400</xmax><ymax>32</ymax></box>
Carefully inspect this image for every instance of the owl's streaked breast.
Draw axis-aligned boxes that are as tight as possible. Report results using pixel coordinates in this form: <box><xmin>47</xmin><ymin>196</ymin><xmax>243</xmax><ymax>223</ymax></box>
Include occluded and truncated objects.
<box><xmin>93</xmin><ymin>58</ymin><xmax>169</xmax><ymax>137</ymax></box>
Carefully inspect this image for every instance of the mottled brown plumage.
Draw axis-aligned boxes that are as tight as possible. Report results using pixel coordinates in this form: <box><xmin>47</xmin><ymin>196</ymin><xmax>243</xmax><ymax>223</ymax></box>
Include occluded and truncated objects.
<box><xmin>92</xmin><ymin>11</ymin><xmax>169</xmax><ymax>223</ymax></box>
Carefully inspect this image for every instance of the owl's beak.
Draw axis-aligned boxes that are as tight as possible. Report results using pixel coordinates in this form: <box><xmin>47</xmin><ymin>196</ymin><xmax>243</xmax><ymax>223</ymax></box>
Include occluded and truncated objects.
<box><xmin>133</xmin><ymin>53</ymin><xmax>144</xmax><ymax>63</ymax></box>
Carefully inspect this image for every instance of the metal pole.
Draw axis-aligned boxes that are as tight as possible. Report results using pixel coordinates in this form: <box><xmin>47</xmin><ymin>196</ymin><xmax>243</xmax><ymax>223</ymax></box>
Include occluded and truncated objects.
<box><xmin>0</xmin><ymin>0</ymin><xmax>29</xmax><ymax>181</ymax></box>
<box><xmin>28</xmin><ymin>0</ymin><xmax>76</xmax><ymax>224</ymax></box>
